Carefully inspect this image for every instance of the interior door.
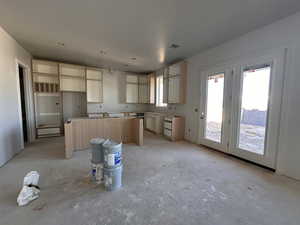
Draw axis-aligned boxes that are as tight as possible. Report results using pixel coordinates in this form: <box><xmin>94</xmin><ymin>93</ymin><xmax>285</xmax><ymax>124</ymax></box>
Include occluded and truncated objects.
<box><xmin>199</xmin><ymin>67</ymin><xmax>232</xmax><ymax>153</ymax></box>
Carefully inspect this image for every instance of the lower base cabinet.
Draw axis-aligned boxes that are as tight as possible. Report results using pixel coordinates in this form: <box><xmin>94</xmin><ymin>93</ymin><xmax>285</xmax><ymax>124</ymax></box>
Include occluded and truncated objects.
<box><xmin>163</xmin><ymin>116</ymin><xmax>185</xmax><ymax>141</ymax></box>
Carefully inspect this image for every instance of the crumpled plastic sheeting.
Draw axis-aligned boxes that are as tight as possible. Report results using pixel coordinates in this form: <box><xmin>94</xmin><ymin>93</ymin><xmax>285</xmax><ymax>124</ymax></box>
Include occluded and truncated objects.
<box><xmin>17</xmin><ymin>171</ymin><xmax>40</xmax><ymax>206</ymax></box>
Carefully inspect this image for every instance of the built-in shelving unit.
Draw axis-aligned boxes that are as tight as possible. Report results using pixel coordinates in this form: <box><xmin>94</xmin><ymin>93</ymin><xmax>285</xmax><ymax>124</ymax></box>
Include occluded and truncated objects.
<box><xmin>32</xmin><ymin>60</ymin><xmax>62</xmax><ymax>137</ymax></box>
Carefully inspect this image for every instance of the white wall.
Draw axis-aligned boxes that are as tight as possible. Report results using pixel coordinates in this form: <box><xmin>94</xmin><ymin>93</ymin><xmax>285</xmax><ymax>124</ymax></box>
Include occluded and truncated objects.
<box><xmin>87</xmin><ymin>70</ymin><xmax>148</xmax><ymax>113</ymax></box>
<box><xmin>153</xmin><ymin>12</ymin><xmax>300</xmax><ymax>180</ymax></box>
<box><xmin>0</xmin><ymin>26</ymin><xmax>32</xmax><ymax>167</ymax></box>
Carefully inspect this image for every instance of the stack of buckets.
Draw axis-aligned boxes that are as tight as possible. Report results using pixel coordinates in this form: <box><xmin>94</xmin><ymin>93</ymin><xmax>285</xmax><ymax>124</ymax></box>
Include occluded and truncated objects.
<box><xmin>90</xmin><ymin>138</ymin><xmax>123</xmax><ymax>191</ymax></box>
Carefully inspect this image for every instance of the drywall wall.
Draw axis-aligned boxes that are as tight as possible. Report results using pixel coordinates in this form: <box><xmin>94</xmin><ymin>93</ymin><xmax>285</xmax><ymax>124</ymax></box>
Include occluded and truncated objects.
<box><xmin>152</xmin><ymin>11</ymin><xmax>300</xmax><ymax>180</ymax></box>
<box><xmin>0</xmin><ymin>26</ymin><xmax>32</xmax><ymax>167</ymax></box>
<box><xmin>87</xmin><ymin>70</ymin><xmax>148</xmax><ymax>113</ymax></box>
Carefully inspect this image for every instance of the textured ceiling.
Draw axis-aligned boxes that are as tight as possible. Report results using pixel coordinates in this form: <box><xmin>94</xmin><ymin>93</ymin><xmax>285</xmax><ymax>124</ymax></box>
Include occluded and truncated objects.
<box><xmin>1</xmin><ymin>0</ymin><xmax>300</xmax><ymax>72</ymax></box>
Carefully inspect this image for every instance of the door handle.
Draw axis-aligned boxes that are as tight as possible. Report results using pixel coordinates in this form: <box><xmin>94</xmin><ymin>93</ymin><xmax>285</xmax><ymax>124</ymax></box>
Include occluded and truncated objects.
<box><xmin>200</xmin><ymin>112</ymin><xmax>205</xmax><ymax>119</ymax></box>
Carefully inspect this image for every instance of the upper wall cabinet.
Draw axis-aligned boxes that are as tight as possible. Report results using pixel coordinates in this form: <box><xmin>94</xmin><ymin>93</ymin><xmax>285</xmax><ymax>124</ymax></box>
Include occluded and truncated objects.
<box><xmin>164</xmin><ymin>61</ymin><xmax>187</xmax><ymax>104</ymax></box>
<box><xmin>149</xmin><ymin>73</ymin><xmax>156</xmax><ymax>104</ymax></box>
<box><xmin>86</xmin><ymin>68</ymin><xmax>103</xmax><ymax>103</ymax></box>
<box><xmin>32</xmin><ymin>60</ymin><xmax>59</xmax><ymax>93</ymax></box>
<box><xmin>126</xmin><ymin>75</ymin><xmax>139</xmax><ymax>103</ymax></box>
<box><xmin>59</xmin><ymin>63</ymin><xmax>86</xmax><ymax>92</ymax></box>
<box><xmin>138</xmin><ymin>76</ymin><xmax>149</xmax><ymax>104</ymax></box>
<box><xmin>126</xmin><ymin>74</ymin><xmax>156</xmax><ymax>104</ymax></box>
<box><xmin>33</xmin><ymin>60</ymin><xmax>59</xmax><ymax>75</ymax></box>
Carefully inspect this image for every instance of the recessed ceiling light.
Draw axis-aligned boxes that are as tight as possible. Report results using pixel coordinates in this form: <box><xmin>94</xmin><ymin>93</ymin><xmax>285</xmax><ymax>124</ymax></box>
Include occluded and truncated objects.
<box><xmin>169</xmin><ymin>44</ymin><xmax>180</xmax><ymax>49</ymax></box>
<box><xmin>57</xmin><ymin>42</ymin><xmax>65</xmax><ymax>47</ymax></box>
<box><xmin>131</xmin><ymin>57</ymin><xmax>137</xmax><ymax>60</ymax></box>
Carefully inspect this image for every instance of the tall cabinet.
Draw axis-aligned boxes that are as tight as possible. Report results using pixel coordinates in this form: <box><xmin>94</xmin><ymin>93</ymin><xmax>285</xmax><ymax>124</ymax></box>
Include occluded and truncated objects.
<box><xmin>163</xmin><ymin>61</ymin><xmax>187</xmax><ymax>104</ymax></box>
<box><xmin>126</xmin><ymin>75</ymin><xmax>139</xmax><ymax>103</ymax></box>
<box><xmin>86</xmin><ymin>67</ymin><xmax>103</xmax><ymax>103</ymax></box>
<box><xmin>32</xmin><ymin>60</ymin><xmax>62</xmax><ymax>137</ymax></box>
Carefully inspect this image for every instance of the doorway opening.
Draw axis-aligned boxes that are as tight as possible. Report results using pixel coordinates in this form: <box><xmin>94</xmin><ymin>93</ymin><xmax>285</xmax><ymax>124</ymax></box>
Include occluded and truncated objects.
<box><xmin>18</xmin><ymin>65</ymin><xmax>28</xmax><ymax>143</ymax></box>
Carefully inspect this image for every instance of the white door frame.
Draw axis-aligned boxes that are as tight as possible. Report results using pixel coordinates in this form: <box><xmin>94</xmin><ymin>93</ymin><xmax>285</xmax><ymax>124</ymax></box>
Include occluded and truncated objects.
<box><xmin>229</xmin><ymin>51</ymin><xmax>286</xmax><ymax>168</ymax></box>
<box><xmin>15</xmin><ymin>59</ymin><xmax>35</xmax><ymax>148</ymax></box>
<box><xmin>198</xmin><ymin>48</ymin><xmax>286</xmax><ymax>169</ymax></box>
<box><xmin>199</xmin><ymin>65</ymin><xmax>234</xmax><ymax>153</ymax></box>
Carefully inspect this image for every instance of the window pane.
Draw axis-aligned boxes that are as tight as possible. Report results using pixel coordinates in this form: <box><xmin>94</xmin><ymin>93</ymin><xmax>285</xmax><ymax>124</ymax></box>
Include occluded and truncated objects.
<box><xmin>205</xmin><ymin>73</ymin><xmax>224</xmax><ymax>143</ymax></box>
<box><xmin>156</xmin><ymin>75</ymin><xmax>167</xmax><ymax>107</ymax></box>
<box><xmin>238</xmin><ymin>66</ymin><xmax>271</xmax><ymax>154</ymax></box>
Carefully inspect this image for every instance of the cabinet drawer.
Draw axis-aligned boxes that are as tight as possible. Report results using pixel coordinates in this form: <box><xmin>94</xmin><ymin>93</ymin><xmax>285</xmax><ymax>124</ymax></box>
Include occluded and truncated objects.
<box><xmin>164</xmin><ymin>128</ymin><xmax>172</xmax><ymax>137</ymax></box>
<box><xmin>164</xmin><ymin>121</ymin><xmax>172</xmax><ymax>129</ymax></box>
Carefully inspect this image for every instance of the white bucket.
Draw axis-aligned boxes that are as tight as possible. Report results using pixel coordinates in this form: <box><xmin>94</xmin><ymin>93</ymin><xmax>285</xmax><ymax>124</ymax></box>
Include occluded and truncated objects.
<box><xmin>91</xmin><ymin>163</ymin><xmax>104</xmax><ymax>184</ymax></box>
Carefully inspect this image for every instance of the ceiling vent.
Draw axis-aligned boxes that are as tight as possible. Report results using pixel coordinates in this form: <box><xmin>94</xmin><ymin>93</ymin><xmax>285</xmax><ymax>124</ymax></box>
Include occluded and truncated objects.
<box><xmin>169</xmin><ymin>44</ymin><xmax>180</xmax><ymax>49</ymax></box>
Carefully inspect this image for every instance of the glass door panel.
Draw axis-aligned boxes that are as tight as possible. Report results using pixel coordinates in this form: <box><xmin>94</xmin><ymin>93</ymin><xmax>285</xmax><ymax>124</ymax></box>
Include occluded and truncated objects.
<box><xmin>205</xmin><ymin>73</ymin><xmax>225</xmax><ymax>143</ymax></box>
<box><xmin>238</xmin><ymin>65</ymin><xmax>271</xmax><ymax>155</ymax></box>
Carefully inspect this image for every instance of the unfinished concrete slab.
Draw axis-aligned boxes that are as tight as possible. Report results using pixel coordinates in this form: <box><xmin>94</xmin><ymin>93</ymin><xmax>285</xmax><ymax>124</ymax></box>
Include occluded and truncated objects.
<box><xmin>0</xmin><ymin>132</ymin><xmax>299</xmax><ymax>225</ymax></box>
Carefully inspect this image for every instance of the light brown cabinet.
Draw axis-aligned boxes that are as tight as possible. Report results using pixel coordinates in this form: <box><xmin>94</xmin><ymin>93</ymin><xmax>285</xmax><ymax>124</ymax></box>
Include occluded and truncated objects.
<box><xmin>163</xmin><ymin>116</ymin><xmax>185</xmax><ymax>141</ymax></box>
<box><xmin>163</xmin><ymin>61</ymin><xmax>187</xmax><ymax>104</ymax></box>
<box><xmin>59</xmin><ymin>63</ymin><xmax>86</xmax><ymax>92</ymax></box>
<box><xmin>145</xmin><ymin>112</ymin><xmax>164</xmax><ymax>134</ymax></box>
<box><xmin>32</xmin><ymin>60</ymin><xmax>62</xmax><ymax>137</ymax></box>
<box><xmin>126</xmin><ymin>74</ymin><xmax>155</xmax><ymax>104</ymax></box>
<box><xmin>86</xmin><ymin>67</ymin><xmax>103</xmax><ymax>103</ymax></box>
<box><xmin>126</xmin><ymin>74</ymin><xmax>139</xmax><ymax>103</ymax></box>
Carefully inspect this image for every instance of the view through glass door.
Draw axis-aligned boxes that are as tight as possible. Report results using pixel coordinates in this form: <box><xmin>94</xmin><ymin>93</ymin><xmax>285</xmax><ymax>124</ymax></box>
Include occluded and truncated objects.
<box><xmin>199</xmin><ymin>67</ymin><xmax>230</xmax><ymax>153</ymax></box>
<box><xmin>237</xmin><ymin>65</ymin><xmax>271</xmax><ymax>155</ymax></box>
<box><xmin>199</xmin><ymin>53</ymin><xmax>284</xmax><ymax>168</ymax></box>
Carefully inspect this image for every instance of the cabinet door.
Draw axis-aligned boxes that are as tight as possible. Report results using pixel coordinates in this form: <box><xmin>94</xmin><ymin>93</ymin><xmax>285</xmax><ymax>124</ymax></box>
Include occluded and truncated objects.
<box><xmin>168</xmin><ymin>76</ymin><xmax>180</xmax><ymax>103</ymax></box>
<box><xmin>59</xmin><ymin>64</ymin><xmax>85</xmax><ymax>77</ymax></box>
<box><xmin>163</xmin><ymin>78</ymin><xmax>168</xmax><ymax>103</ymax></box>
<box><xmin>60</xmin><ymin>77</ymin><xmax>86</xmax><ymax>92</ymax></box>
<box><xmin>139</xmin><ymin>76</ymin><xmax>148</xmax><ymax>84</ymax></box>
<box><xmin>145</xmin><ymin>117</ymin><xmax>154</xmax><ymax>131</ymax></box>
<box><xmin>149</xmin><ymin>74</ymin><xmax>156</xmax><ymax>104</ymax></box>
<box><xmin>126</xmin><ymin>83</ymin><xmax>139</xmax><ymax>103</ymax></box>
<box><xmin>138</xmin><ymin>84</ymin><xmax>149</xmax><ymax>103</ymax></box>
<box><xmin>126</xmin><ymin>75</ymin><xmax>138</xmax><ymax>83</ymax></box>
<box><xmin>86</xmin><ymin>69</ymin><xmax>102</xmax><ymax>80</ymax></box>
<box><xmin>33</xmin><ymin>60</ymin><xmax>58</xmax><ymax>75</ymax></box>
<box><xmin>59</xmin><ymin>64</ymin><xmax>86</xmax><ymax>92</ymax></box>
<box><xmin>87</xmin><ymin>80</ymin><xmax>103</xmax><ymax>103</ymax></box>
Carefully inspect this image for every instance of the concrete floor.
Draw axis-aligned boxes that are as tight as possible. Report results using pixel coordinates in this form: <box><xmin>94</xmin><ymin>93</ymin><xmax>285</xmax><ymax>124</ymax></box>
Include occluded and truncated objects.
<box><xmin>0</xmin><ymin>132</ymin><xmax>300</xmax><ymax>225</ymax></box>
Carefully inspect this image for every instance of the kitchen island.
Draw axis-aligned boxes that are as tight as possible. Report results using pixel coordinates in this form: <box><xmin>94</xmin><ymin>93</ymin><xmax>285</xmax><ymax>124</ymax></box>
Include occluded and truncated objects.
<box><xmin>64</xmin><ymin>117</ymin><xmax>143</xmax><ymax>159</ymax></box>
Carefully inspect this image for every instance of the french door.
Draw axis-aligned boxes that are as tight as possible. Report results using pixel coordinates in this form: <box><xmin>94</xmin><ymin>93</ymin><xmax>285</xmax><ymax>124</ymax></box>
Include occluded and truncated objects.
<box><xmin>199</xmin><ymin>66</ymin><xmax>232</xmax><ymax>153</ymax></box>
<box><xmin>199</xmin><ymin>52</ymin><xmax>285</xmax><ymax>168</ymax></box>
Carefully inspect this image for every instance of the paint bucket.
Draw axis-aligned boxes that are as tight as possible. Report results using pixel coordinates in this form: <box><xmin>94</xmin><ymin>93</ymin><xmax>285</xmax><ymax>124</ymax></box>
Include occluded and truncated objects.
<box><xmin>90</xmin><ymin>138</ymin><xmax>106</xmax><ymax>164</ymax></box>
<box><xmin>103</xmin><ymin>164</ymin><xmax>123</xmax><ymax>191</ymax></box>
<box><xmin>103</xmin><ymin>140</ymin><xmax>122</xmax><ymax>168</ymax></box>
<box><xmin>91</xmin><ymin>163</ymin><xmax>104</xmax><ymax>184</ymax></box>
